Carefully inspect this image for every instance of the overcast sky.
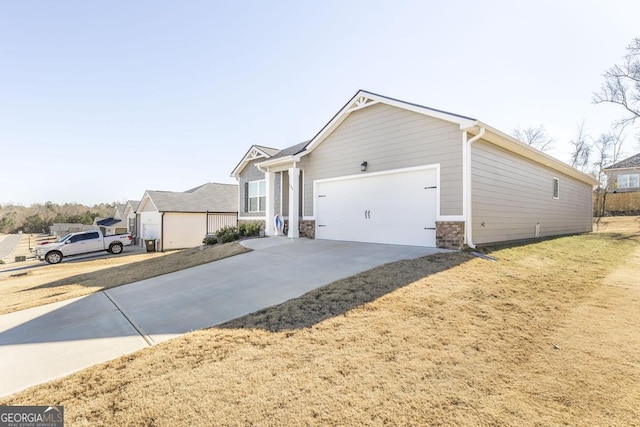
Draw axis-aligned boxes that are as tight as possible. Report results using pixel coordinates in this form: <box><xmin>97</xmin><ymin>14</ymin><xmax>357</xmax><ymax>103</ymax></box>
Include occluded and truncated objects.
<box><xmin>1</xmin><ymin>1</ymin><xmax>639</xmax><ymax>206</ymax></box>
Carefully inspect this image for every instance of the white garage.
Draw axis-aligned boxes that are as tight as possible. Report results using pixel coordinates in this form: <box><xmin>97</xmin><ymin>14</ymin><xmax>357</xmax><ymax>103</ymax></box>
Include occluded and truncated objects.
<box><xmin>314</xmin><ymin>166</ymin><xmax>438</xmax><ymax>247</ymax></box>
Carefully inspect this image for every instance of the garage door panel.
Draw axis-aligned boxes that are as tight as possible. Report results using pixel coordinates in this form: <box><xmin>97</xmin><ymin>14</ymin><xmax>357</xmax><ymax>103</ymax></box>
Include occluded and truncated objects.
<box><xmin>316</xmin><ymin>168</ymin><xmax>437</xmax><ymax>247</ymax></box>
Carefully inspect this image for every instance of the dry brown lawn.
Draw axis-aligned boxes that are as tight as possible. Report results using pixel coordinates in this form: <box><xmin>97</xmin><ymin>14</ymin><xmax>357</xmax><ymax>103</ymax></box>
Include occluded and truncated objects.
<box><xmin>0</xmin><ymin>243</ymin><xmax>250</xmax><ymax>315</ymax></box>
<box><xmin>1</xmin><ymin>218</ymin><xmax>639</xmax><ymax>426</ymax></box>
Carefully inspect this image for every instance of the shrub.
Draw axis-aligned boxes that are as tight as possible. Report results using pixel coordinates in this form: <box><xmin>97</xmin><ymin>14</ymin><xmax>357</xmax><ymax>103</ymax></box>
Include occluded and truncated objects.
<box><xmin>202</xmin><ymin>236</ymin><xmax>217</xmax><ymax>245</ymax></box>
<box><xmin>239</xmin><ymin>222</ymin><xmax>261</xmax><ymax>237</ymax></box>
<box><xmin>216</xmin><ymin>226</ymin><xmax>240</xmax><ymax>244</ymax></box>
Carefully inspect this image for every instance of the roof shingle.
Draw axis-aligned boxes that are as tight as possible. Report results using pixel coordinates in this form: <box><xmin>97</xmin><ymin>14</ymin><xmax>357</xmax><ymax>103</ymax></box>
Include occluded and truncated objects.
<box><xmin>606</xmin><ymin>152</ymin><xmax>640</xmax><ymax>169</ymax></box>
<box><xmin>146</xmin><ymin>183</ymin><xmax>238</xmax><ymax>213</ymax></box>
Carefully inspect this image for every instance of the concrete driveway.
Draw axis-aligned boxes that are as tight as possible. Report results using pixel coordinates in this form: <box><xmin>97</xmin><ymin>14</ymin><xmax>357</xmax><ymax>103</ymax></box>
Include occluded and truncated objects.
<box><xmin>0</xmin><ymin>238</ymin><xmax>445</xmax><ymax>397</ymax></box>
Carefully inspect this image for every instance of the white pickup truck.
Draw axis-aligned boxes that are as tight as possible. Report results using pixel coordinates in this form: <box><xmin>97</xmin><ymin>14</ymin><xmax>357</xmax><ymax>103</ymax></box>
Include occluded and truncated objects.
<box><xmin>35</xmin><ymin>230</ymin><xmax>133</xmax><ymax>264</ymax></box>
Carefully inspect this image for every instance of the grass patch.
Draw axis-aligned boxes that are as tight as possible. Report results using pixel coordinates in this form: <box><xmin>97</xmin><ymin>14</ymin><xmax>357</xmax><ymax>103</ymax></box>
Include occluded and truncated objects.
<box><xmin>0</xmin><ymin>242</ymin><xmax>250</xmax><ymax>314</ymax></box>
<box><xmin>1</xmin><ymin>222</ymin><xmax>639</xmax><ymax>426</ymax></box>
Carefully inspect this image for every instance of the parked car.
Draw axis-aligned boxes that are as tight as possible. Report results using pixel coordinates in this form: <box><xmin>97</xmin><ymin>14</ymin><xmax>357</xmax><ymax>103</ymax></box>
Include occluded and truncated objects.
<box><xmin>34</xmin><ymin>230</ymin><xmax>133</xmax><ymax>264</ymax></box>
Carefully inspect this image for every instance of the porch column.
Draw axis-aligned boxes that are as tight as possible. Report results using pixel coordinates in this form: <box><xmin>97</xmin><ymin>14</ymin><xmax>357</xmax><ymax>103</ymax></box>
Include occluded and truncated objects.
<box><xmin>287</xmin><ymin>167</ymin><xmax>300</xmax><ymax>238</ymax></box>
<box><xmin>265</xmin><ymin>170</ymin><xmax>276</xmax><ymax>236</ymax></box>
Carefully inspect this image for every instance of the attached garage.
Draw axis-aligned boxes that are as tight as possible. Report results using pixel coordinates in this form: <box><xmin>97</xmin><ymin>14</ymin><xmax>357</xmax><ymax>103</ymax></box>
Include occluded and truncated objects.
<box><xmin>314</xmin><ymin>166</ymin><xmax>438</xmax><ymax>247</ymax></box>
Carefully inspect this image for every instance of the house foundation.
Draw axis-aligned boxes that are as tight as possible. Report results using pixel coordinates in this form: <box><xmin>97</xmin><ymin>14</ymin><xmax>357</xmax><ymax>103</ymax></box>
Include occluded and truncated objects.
<box><xmin>283</xmin><ymin>219</ymin><xmax>315</xmax><ymax>239</ymax></box>
<box><xmin>436</xmin><ymin>221</ymin><xmax>465</xmax><ymax>250</ymax></box>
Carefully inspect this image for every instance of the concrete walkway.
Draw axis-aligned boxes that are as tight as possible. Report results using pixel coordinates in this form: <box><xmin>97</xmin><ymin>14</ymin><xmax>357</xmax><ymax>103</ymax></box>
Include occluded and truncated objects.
<box><xmin>0</xmin><ymin>238</ymin><xmax>445</xmax><ymax>397</ymax></box>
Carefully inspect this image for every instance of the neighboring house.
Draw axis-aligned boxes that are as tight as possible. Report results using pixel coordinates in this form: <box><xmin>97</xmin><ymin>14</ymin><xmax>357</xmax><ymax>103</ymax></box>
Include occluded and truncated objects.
<box><xmin>93</xmin><ymin>204</ymin><xmax>128</xmax><ymax>235</ymax></box>
<box><xmin>122</xmin><ymin>200</ymin><xmax>140</xmax><ymax>241</ymax></box>
<box><xmin>231</xmin><ymin>90</ymin><xmax>597</xmax><ymax>249</ymax></box>
<box><xmin>136</xmin><ymin>183</ymin><xmax>238</xmax><ymax>251</ymax></box>
<box><xmin>604</xmin><ymin>153</ymin><xmax>640</xmax><ymax>193</ymax></box>
<box><xmin>49</xmin><ymin>223</ymin><xmax>97</xmax><ymax>239</ymax></box>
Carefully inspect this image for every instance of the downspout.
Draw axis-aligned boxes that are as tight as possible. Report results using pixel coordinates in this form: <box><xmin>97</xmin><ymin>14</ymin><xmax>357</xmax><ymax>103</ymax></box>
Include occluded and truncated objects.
<box><xmin>160</xmin><ymin>212</ymin><xmax>164</xmax><ymax>252</ymax></box>
<box><xmin>465</xmin><ymin>126</ymin><xmax>486</xmax><ymax>249</ymax></box>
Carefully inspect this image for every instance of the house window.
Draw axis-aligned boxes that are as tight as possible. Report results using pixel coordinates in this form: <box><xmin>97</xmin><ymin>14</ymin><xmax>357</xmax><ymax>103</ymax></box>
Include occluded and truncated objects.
<box><xmin>553</xmin><ymin>177</ymin><xmax>559</xmax><ymax>199</ymax></box>
<box><xmin>248</xmin><ymin>180</ymin><xmax>266</xmax><ymax>212</ymax></box>
<box><xmin>617</xmin><ymin>173</ymin><xmax>639</xmax><ymax>189</ymax></box>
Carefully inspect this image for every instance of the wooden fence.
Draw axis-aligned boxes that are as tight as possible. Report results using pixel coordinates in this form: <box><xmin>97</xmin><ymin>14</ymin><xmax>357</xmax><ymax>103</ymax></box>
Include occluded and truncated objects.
<box><xmin>593</xmin><ymin>191</ymin><xmax>640</xmax><ymax>215</ymax></box>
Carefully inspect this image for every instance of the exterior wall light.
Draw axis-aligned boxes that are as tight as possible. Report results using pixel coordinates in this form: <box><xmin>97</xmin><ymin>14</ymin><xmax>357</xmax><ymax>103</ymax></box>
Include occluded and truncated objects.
<box><xmin>360</xmin><ymin>161</ymin><xmax>368</xmax><ymax>172</ymax></box>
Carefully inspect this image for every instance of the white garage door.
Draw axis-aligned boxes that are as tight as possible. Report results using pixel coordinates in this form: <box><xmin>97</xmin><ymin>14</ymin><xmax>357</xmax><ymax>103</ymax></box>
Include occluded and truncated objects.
<box><xmin>315</xmin><ymin>167</ymin><xmax>437</xmax><ymax>247</ymax></box>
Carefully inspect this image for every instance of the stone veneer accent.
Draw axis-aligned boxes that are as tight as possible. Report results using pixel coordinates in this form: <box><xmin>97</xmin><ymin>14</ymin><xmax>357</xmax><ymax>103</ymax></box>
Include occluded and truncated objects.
<box><xmin>436</xmin><ymin>221</ymin><xmax>465</xmax><ymax>250</ymax></box>
<box><xmin>283</xmin><ymin>219</ymin><xmax>315</xmax><ymax>239</ymax></box>
<box><xmin>298</xmin><ymin>219</ymin><xmax>315</xmax><ymax>239</ymax></box>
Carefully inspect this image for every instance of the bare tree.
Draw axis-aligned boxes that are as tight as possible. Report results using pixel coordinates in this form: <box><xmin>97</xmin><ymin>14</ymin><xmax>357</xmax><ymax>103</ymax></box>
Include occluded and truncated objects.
<box><xmin>512</xmin><ymin>125</ymin><xmax>555</xmax><ymax>152</ymax></box>
<box><xmin>590</xmin><ymin>125</ymin><xmax>627</xmax><ymax>217</ymax></box>
<box><xmin>593</xmin><ymin>37</ymin><xmax>640</xmax><ymax>127</ymax></box>
<box><xmin>568</xmin><ymin>121</ymin><xmax>591</xmax><ymax>172</ymax></box>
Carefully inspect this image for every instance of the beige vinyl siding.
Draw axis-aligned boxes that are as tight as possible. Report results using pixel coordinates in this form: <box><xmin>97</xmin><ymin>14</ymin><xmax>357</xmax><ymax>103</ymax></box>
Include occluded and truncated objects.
<box><xmin>471</xmin><ymin>140</ymin><xmax>593</xmax><ymax>245</ymax></box>
<box><xmin>238</xmin><ymin>160</ymin><xmax>266</xmax><ymax>218</ymax></box>
<box><xmin>163</xmin><ymin>212</ymin><xmax>207</xmax><ymax>250</ymax></box>
<box><xmin>300</xmin><ymin>103</ymin><xmax>463</xmax><ymax>217</ymax></box>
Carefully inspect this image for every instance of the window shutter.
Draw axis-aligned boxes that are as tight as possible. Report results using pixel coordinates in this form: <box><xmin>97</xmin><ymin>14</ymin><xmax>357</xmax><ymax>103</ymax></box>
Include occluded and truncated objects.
<box><xmin>244</xmin><ymin>182</ymin><xmax>249</xmax><ymax>213</ymax></box>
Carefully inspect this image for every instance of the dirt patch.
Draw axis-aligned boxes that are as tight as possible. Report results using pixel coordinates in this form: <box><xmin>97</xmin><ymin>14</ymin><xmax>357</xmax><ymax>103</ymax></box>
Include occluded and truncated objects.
<box><xmin>593</xmin><ymin>215</ymin><xmax>640</xmax><ymax>235</ymax></box>
<box><xmin>0</xmin><ymin>242</ymin><xmax>250</xmax><ymax>314</ymax></box>
<box><xmin>2</xmin><ymin>229</ymin><xmax>638</xmax><ymax>425</ymax></box>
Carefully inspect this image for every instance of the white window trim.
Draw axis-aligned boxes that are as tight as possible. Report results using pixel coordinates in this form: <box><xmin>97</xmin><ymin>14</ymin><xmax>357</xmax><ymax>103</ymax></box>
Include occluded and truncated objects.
<box><xmin>617</xmin><ymin>173</ymin><xmax>639</xmax><ymax>189</ymax></box>
<box><xmin>553</xmin><ymin>177</ymin><xmax>560</xmax><ymax>199</ymax></box>
<box><xmin>248</xmin><ymin>179</ymin><xmax>266</xmax><ymax>212</ymax></box>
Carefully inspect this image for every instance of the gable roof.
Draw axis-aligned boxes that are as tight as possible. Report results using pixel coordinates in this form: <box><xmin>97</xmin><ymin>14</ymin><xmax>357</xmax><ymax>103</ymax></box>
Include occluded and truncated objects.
<box><xmin>302</xmin><ymin>90</ymin><xmax>477</xmax><ymax>154</ymax></box>
<box><xmin>234</xmin><ymin>90</ymin><xmax>598</xmax><ymax>186</ymax></box>
<box><xmin>124</xmin><ymin>200</ymin><xmax>140</xmax><ymax>215</ymax></box>
<box><xmin>143</xmin><ymin>182</ymin><xmax>238</xmax><ymax>213</ymax></box>
<box><xmin>113</xmin><ymin>203</ymin><xmax>126</xmax><ymax>220</ymax></box>
<box><xmin>231</xmin><ymin>145</ymin><xmax>280</xmax><ymax>177</ymax></box>
<box><xmin>605</xmin><ymin>152</ymin><xmax>640</xmax><ymax>170</ymax></box>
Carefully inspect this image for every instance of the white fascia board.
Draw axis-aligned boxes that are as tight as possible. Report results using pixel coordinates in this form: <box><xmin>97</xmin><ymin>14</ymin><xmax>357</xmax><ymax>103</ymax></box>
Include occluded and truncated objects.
<box><xmin>256</xmin><ymin>155</ymin><xmax>300</xmax><ymax>170</ymax></box>
<box><xmin>465</xmin><ymin>122</ymin><xmax>599</xmax><ymax>187</ymax></box>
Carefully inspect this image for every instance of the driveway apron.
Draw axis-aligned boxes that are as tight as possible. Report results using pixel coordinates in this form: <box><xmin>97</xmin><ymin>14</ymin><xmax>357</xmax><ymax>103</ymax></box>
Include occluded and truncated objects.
<box><xmin>0</xmin><ymin>238</ymin><xmax>444</xmax><ymax>397</ymax></box>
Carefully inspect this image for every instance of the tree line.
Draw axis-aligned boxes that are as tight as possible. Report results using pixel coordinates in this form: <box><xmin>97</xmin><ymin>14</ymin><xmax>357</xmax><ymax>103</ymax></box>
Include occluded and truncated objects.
<box><xmin>0</xmin><ymin>202</ymin><xmax>114</xmax><ymax>234</ymax></box>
